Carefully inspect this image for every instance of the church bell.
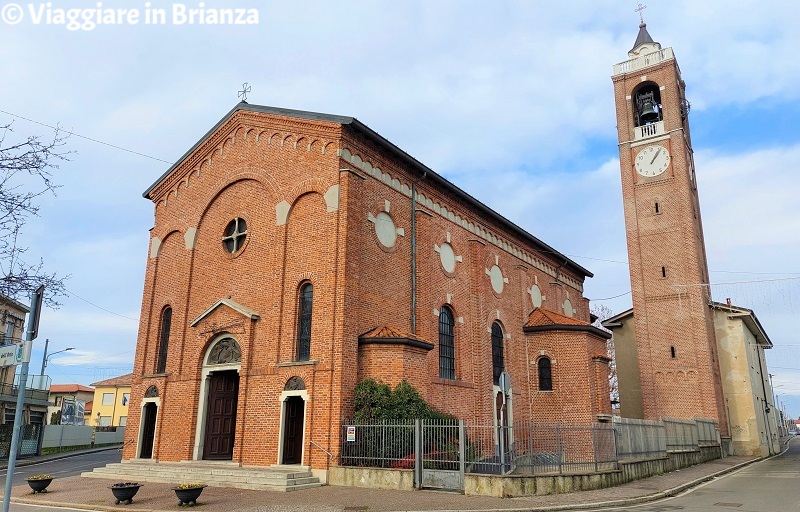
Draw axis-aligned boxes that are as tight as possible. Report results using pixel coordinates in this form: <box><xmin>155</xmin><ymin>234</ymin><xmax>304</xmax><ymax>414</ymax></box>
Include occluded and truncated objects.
<box><xmin>636</xmin><ymin>91</ymin><xmax>660</xmax><ymax>124</ymax></box>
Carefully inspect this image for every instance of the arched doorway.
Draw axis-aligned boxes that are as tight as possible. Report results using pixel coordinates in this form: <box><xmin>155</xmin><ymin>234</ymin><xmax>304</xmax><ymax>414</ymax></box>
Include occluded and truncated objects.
<box><xmin>193</xmin><ymin>336</ymin><xmax>242</xmax><ymax>461</ymax></box>
<box><xmin>279</xmin><ymin>377</ymin><xmax>307</xmax><ymax>465</ymax></box>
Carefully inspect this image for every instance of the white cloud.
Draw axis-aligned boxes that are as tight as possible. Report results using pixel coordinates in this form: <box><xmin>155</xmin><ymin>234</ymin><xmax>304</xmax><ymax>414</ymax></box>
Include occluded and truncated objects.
<box><xmin>1</xmin><ymin>0</ymin><xmax>799</xmax><ymax>415</ymax></box>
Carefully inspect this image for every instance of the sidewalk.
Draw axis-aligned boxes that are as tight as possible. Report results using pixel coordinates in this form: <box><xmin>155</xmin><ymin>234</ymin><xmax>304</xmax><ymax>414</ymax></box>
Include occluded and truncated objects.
<box><xmin>4</xmin><ymin>451</ymin><xmax>761</xmax><ymax>512</ymax></box>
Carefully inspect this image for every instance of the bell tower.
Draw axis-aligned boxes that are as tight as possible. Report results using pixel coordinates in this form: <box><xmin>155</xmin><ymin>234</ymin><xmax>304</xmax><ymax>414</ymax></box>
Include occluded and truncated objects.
<box><xmin>611</xmin><ymin>21</ymin><xmax>728</xmax><ymax>433</ymax></box>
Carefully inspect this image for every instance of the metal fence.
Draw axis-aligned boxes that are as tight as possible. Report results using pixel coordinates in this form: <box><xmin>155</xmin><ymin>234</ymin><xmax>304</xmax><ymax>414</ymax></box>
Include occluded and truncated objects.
<box><xmin>340</xmin><ymin>419</ymin><xmax>416</xmax><ymax>468</ymax></box>
<box><xmin>464</xmin><ymin>422</ymin><xmax>617</xmax><ymax>475</ymax></box>
<box><xmin>341</xmin><ymin>415</ymin><xmax>721</xmax><ymax>478</ymax></box>
<box><xmin>695</xmin><ymin>418</ymin><xmax>719</xmax><ymax>446</ymax></box>
<box><xmin>613</xmin><ymin>417</ymin><xmax>666</xmax><ymax>459</ymax></box>
<box><xmin>663</xmin><ymin>417</ymin><xmax>699</xmax><ymax>452</ymax></box>
<box><xmin>341</xmin><ymin>419</ymin><xmax>617</xmax><ymax>477</ymax></box>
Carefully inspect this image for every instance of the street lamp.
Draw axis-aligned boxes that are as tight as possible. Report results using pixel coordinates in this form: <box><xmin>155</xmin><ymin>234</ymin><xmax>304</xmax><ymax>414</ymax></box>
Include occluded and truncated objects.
<box><xmin>41</xmin><ymin>345</ymin><xmax>75</xmax><ymax>375</ymax></box>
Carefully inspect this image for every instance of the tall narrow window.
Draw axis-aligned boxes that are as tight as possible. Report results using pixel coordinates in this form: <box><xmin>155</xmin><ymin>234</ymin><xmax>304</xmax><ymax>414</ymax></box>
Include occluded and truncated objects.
<box><xmin>156</xmin><ymin>307</ymin><xmax>172</xmax><ymax>373</ymax></box>
<box><xmin>491</xmin><ymin>321</ymin><xmax>504</xmax><ymax>385</ymax></box>
<box><xmin>538</xmin><ymin>357</ymin><xmax>552</xmax><ymax>391</ymax></box>
<box><xmin>439</xmin><ymin>306</ymin><xmax>455</xmax><ymax>380</ymax></box>
<box><xmin>296</xmin><ymin>283</ymin><xmax>313</xmax><ymax>361</ymax></box>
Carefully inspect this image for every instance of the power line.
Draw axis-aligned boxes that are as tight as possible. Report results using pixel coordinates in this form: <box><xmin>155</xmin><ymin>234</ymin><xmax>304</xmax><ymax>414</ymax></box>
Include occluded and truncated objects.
<box><xmin>65</xmin><ymin>288</ymin><xmax>139</xmax><ymax>322</ymax></box>
<box><xmin>591</xmin><ymin>290</ymin><xmax>632</xmax><ymax>301</ymax></box>
<box><xmin>0</xmin><ymin>108</ymin><xmax>173</xmax><ymax>164</ymax></box>
<box><xmin>675</xmin><ymin>276</ymin><xmax>800</xmax><ymax>287</ymax></box>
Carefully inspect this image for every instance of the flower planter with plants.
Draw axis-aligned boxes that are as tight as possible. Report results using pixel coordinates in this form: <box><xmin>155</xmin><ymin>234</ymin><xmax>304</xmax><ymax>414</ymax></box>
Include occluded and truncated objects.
<box><xmin>109</xmin><ymin>482</ymin><xmax>143</xmax><ymax>505</ymax></box>
<box><xmin>172</xmin><ymin>483</ymin><xmax>207</xmax><ymax>506</ymax></box>
<box><xmin>26</xmin><ymin>474</ymin><xmax>53</xmax><ymax>494</ymax></box>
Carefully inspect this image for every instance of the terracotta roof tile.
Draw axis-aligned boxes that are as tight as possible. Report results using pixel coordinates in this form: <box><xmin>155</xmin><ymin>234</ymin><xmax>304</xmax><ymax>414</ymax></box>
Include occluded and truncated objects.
<box><xmin>359</xmin><ymin>325</ymin><xmax>429</xmax><ymax>344</ymax></box>
<box><xmin>90</xmin><ymin>373</ymin><xmax>133</xmax><ymax>387</ymax></box>
<box><xmin>50</xmin><ymin>384</ymin><xmax>94</xmax><ymax>393</ymax></box>
<box><xmin>524</xmin><ymin>307</ymin><xmax>589</xmax><ymax>328</ymax></box>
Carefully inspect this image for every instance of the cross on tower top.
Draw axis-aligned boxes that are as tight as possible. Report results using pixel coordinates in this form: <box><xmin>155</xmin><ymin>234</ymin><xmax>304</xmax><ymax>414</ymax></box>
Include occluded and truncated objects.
<box><xmin>635</xmin><ymin>3</ymin><xmax>647</xmax><ymax>24</ymax></box>
<box><xmin>238</xmin><ymin>82</ymin><xmax>251</xmax><ymax>103</ymax></box>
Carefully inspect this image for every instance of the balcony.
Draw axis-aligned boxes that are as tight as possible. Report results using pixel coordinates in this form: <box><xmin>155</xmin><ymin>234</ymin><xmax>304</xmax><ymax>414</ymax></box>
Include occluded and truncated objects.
<box><xmin>0</xmin><ymin>374</ymin><xmax>52</xmax><ymax>405</ymax></box>
<box><xmin>613</xmin><ymin>47</ymin><xmax>675</xmax><ymax>76</ymax></box>
<box><xmin>635</xmin><ymin>120</ymin><xmax>665</xmax><ymax>140</ymax></box>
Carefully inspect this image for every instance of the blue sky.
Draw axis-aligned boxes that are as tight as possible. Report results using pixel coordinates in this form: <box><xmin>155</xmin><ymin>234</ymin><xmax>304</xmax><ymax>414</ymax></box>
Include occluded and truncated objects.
<box><xmin>2</xmin><ymin>0</ymin><xmax>798</xmax><ymax>421</ymax></box>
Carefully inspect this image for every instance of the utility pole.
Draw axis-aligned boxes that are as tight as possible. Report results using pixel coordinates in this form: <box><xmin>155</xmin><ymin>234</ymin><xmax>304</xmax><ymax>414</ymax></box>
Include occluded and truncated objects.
<box><xmin>3</xmin><ymin>286</ymin><xmax>43</xmax><ymax>512</ymax></box>
<box><xmin>40</xmin><ymin>338</ymin><xmax>49</xmax><ymax>376</ymax></box>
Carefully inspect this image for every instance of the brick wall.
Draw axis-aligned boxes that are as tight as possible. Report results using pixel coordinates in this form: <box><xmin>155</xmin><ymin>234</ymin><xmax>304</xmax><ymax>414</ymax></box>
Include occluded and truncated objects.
<box><xmin>123</xmin><ymin>106</ymin><xmax>609</xmax><ymax>469</ymax></box>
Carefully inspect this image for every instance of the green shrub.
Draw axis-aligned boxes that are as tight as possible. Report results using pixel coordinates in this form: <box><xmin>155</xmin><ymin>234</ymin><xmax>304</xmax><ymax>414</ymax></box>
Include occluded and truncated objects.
<box><xmin>353</xmin><ymin>379</ymin><xmax>454</xmax><ymax>421</ymax></box>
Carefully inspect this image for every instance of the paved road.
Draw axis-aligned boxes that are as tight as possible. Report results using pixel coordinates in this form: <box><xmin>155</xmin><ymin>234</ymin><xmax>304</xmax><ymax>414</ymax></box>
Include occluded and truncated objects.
<box><xmin>595</xmin><ymin>441</ymin><xmax>800</xmax><ymax>512</ymax></box>
<box><xmin>1</xmin><ymin>450</ymin><xmax>120</xmax><ymax>487</ymax></box>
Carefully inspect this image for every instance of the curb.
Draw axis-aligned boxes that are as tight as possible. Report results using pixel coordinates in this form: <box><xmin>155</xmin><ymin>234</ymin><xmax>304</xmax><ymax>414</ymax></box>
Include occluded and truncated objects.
<box><xmin>411</xmin><ymin>458</ymin><xmax>761</xmax><ymax>512</ymax></box>
<box><xmin>6</xmin><ymin>455</ymin><xmax>767</xmax><ymax>512</ymax></box>
<box><xmin>1</xmin><ymin>445</ymin><xmax>122</xmax><ymax>471</ymax></box>
<box><xmin>12</xmin><ymin>497</ymin><xmax>159</xmax><ymax>512</ymax></box>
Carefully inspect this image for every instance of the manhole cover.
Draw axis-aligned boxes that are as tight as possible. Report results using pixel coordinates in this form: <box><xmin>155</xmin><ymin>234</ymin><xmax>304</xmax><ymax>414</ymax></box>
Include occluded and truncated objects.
<box><xmin>713</xmin><ymin>504</ymin><xmax>742</xmax><ymax>508</ymax></box>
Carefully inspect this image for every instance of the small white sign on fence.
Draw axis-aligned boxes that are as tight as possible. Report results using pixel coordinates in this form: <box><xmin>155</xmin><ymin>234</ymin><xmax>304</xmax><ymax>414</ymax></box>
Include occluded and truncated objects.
<box><xmin>346</xmin><ymin>426</ymin><xmax>356</xmax><ymax>442</ymax></box>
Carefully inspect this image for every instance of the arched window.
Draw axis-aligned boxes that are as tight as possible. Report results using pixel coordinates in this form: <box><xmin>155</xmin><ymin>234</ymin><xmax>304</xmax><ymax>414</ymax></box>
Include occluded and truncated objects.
<box><xmin>538</xmin><ymin>357</ymin><xmax>552</xmax><ymax>391</ymax></box>
<box><xmin>491</xmin><ymin>321</ymin><xmax>504</xmax><ymax>385</ymax></box>
<box><xmin>296</xmin><ymin>283</ymin><xmax>313</xmax><ymax>361</ymax></box>
<box><xmin>156</xmin><ymin>307</ymin><xmax>172</xmax><ymax>373</ymax></box>
<box><xmin>439</xmin><ymin>306</ymin><xmax>455</xmax><ymax>380</ymax></box>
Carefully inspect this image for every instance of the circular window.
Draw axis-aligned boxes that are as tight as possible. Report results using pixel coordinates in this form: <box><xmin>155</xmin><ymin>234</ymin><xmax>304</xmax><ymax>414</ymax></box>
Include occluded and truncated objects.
<box><xmin>222</xmin><ymin>218</ymin><xmax>247</xmax><ymax>253</ymax></box>
<box><xmin>489</xmin><ymin>265</ymin><xmax>504</xmax><ymax>294</ymax></box>
<box><xmin>374</xmin><ymin>211</ymin><xmax>397</xmax><ymax>248</ymax></box>
<box><xmin>439</xmin><ymin>242</ymin><xmax>456</xmax><ymax>273</ymax></box>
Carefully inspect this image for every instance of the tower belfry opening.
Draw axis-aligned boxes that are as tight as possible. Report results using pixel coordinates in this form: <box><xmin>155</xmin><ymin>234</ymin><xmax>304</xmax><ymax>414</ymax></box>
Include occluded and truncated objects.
<box><xmin>634</xmin><ymin>84</ymin><xmax>662</xmax><ymax>127</ymax></box>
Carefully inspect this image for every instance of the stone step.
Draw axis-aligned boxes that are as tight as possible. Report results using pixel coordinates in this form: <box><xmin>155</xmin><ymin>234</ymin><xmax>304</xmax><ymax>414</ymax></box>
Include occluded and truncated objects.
<box><xmin>88</xmin><ymin>467</ymin><xmax>317</xmax><ymax>480</ymax></box>
<box><xmin>82</xmin><ymin>462</ymin><xmax>322</xmax><ymax>492</ymax></box>
<box><xmin>95</xmin><ymin>464</ymin><xmax>312</xmax><ymax>480</ymax></box>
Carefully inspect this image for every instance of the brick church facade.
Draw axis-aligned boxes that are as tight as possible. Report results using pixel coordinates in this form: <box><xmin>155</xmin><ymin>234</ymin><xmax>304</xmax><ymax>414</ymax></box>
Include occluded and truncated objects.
<box><xmin>122</xmin><ymin>103</ymin><xmax>611</xmax><ymax>475</ymax></box>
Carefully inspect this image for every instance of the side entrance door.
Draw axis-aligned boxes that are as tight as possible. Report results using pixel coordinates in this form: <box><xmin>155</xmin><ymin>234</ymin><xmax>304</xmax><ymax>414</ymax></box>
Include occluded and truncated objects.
<box><xmin>203</xmin><ymin>371</ymin><xmax>239</xmax><ymax>460</ymax></box>
<box><xmin>281</xmin><ymin>396</ymin><xmax>305</xmax><ymax>464</ymax></box>
<box><xmin>139</xmin><ymin>402</ymin><xmax>157</xmax><ymax>459</ymax></box>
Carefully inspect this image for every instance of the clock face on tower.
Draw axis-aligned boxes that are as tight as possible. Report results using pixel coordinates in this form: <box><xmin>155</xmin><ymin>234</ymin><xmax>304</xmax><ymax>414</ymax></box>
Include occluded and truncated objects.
<box><xmin>635</xmin><ymin>145</ymin><xmax>671</xmax><ymax>177</ymax></box>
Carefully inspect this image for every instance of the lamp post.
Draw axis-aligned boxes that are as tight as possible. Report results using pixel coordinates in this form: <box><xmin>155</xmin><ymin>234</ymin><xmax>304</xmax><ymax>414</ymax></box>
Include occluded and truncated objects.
<box><xmin>41</xmin><ymin>346</ymin><xmax>75</xmax><ymax>375</ymax></box>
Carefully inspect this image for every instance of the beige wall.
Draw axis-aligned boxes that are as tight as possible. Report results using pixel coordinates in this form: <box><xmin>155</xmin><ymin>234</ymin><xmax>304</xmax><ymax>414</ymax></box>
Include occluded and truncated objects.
<box><xmin>714</xmin><ymin>311</ymin><xmax>779</xmax><ymax>457</ymax></box>
<box><xmin>611</xmin><ymin>315</ymin><xmax>644</xmax><ymax>419</ymax></box>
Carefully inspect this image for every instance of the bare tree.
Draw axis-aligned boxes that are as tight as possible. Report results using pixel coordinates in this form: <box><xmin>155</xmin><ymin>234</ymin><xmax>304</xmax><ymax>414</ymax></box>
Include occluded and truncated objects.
<box><xmin>0</xmin><ymin>120</ymin><xmax>70</xmax><ymax>307</ymax></box>
<box><xmin>592</xmin><ymin>304</ymin><xmax>618</xmax><ymax>406</ymax></box>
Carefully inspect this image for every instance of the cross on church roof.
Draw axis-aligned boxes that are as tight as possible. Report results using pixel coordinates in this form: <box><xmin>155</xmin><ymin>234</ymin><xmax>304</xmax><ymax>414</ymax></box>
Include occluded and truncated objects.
<box><xmin>238</xmin><ymin>82</ymin><xmax>251</xmax><ymax>103</ymax></box>
<box><xmin>635</xmin><ymin>3</ymin><xmax>647</xmax><ymax>23</ymax></box>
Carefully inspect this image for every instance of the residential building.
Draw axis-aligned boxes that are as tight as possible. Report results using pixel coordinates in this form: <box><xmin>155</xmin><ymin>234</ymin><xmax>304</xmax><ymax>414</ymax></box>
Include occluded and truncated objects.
<box><xmin>712</xmin><ymin>301</ymin><xmax>779</xmax><ymax>456</ymax></box>
<box><xmin>47</xmin><ymin>384</ymin><xmax>94</xmax><ymax>425</ymax></box>
<box><xmin>0</xmin><ymin>295</ymin><xmax>49</xmax><ymax>426</ymax></box>
<box><xmin>90</xmin><ymin>373</ymin><xmax>132</xmax><ymax>426</ymax></box>
<box><xmin>604</xmin><ymin>301</ymin><xmax>781</xmax><ymax>457</ymax></box>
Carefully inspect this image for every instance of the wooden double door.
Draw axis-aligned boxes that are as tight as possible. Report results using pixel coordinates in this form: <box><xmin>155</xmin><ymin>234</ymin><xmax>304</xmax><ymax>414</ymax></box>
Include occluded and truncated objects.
<box><xmin>203</xmin><ymin>371</ymin><xmax>239</xmax><ymax>460</ymax></box>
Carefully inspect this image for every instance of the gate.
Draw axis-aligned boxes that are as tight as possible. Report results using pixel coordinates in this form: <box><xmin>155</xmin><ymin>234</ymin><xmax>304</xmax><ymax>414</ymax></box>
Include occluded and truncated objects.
<box><xmin>415</xmin><ymin>419</ymin><xmax>465</xmax><ymax>491</ymax></box>
<box><xmin>0</xmin><ymin>423</ymin><xmax>43</xmax><ymax>459</ymax></box>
